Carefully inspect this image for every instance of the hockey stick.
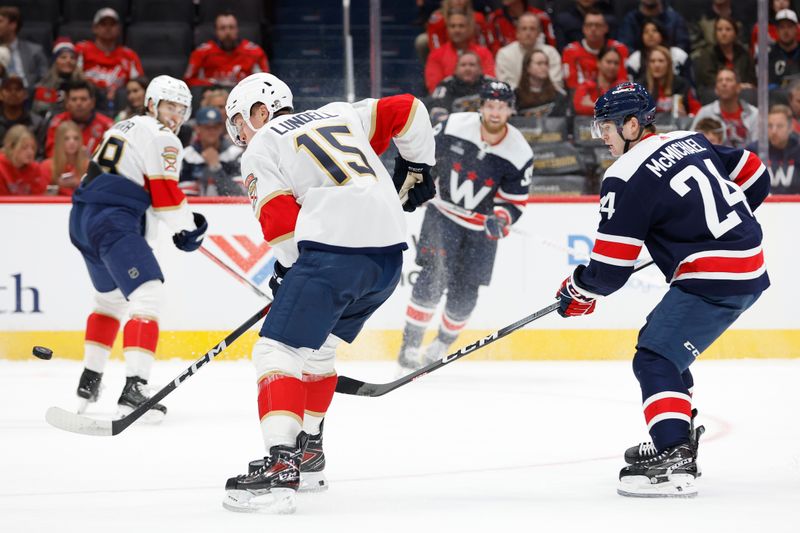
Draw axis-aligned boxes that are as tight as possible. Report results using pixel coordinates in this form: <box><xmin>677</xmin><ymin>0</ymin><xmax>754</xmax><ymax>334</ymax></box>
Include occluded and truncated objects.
<box><xmin>45</xmin><ymin>304</ymin><xmax>271</xmax><ymax>436</ymax></box>
<box><xmin>200</xmin><ymin>246</ymin><xmax>271</xmax><ymax>300</ymax></box>
<box><xmin>335</xmin><ymin>260</ymin><xmax>656</xmax><ymax>397</ymax></box>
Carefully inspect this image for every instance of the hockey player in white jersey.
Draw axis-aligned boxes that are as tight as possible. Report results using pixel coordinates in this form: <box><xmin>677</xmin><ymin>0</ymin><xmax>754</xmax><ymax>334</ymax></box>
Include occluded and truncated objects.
<box><xmin>221</xmin><ymin>73</ymin><xmax>436</xmax><ymax>513</ymax></box>
<box><xmin>69</xmin><ymin>75</ymin><xmax>208</xmax><ymax>421</ymax></box>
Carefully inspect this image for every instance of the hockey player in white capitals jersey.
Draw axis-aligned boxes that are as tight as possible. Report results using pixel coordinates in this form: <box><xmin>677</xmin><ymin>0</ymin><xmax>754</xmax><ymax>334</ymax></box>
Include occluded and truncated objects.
<box><xmin>221</xmin><ymin>73</ymin><xmax>436</xmax><ymax>513</ymax></box>
<box><xmin>555</xmin><ymin>82</ymin><xmax>769</xmax><ymax>498</ymax></box>
<box><xmin>70</xmin><ymin>75</ymin><xmax>207</xmax><ymax>420</ymax></box>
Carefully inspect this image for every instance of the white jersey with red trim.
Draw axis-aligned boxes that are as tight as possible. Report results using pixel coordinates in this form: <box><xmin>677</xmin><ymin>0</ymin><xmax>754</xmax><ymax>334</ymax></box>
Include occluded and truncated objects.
<box><xmin>91</xmin><ymin>115</ymin><xmax>195</xmax><ymax>236</ymax></box>
<box><xmin>241</xmin><ymin>94</ymin><xmax>436</xmax><ymax>267</ymax></box>
<box><xmin>575</xmin><ymin>130</ymin><xmax>770</xmax><ymax>298</ymax></box>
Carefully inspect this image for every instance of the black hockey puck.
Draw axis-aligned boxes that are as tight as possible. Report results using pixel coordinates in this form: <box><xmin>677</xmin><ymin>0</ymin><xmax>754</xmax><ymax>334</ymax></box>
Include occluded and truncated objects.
<box><xmin>32</xmin><ymin>346</ymin><xmax>53</xmax><ymax>360</ymax></box>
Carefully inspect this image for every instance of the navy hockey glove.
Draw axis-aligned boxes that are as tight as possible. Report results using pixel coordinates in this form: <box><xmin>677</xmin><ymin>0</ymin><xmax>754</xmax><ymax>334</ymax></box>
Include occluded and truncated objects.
<box><xmin>483</xmin><ymin>209</ymin><xmax>511</xmax><ymax>240</ymax></box>
<box><xmin>172</xmin><ymin>212</ymin><xmax>207</xmax><ymax>252</ymax></box>
<box><xmin>556</xmin><ymin>265</ymin><xmax>597</xmax><ymax>317</ymax></box>
<box><xmin>267</xmin><ymin>261</ymin><xmax>290</xmax><ymax>298</ymax></box>
<box><xmin>393</xmin><ymin>156</ymin><xmax>435</xmax><ymax>212</ymax></box>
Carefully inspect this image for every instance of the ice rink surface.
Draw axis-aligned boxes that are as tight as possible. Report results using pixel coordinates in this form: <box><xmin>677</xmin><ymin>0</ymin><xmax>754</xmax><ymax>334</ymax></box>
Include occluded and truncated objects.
<box><xmin>2</xmin><ymin>357</ymin><xmax>799</xmax><ymax>533</ymax></box>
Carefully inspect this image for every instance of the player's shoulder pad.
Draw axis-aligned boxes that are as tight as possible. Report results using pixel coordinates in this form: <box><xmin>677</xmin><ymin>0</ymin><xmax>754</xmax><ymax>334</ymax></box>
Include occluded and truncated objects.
<box><xmin>500</xmin><ymin>123</ymin><xmax>535</xmax><ymax>169</ymax></box>
<box><xmin>443</xmin><ymin>111</ymin><xmax>482</xmax><ymax>141</ymax></box>
<box><xmin>604</xmin><ymin>130</ymin><xmax>700</xmax><ymax>183</ymax></box>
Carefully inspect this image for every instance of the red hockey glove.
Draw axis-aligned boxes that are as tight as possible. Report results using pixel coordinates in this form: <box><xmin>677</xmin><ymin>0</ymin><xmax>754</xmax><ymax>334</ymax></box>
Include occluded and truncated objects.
<box><xmin>556</xmin><ymin>265</ymin><xmax>597</xmax><ymax>317</ymax></box>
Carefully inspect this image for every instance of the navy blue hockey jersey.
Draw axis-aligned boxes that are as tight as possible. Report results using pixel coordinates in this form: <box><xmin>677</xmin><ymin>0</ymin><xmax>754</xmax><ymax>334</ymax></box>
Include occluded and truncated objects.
<box><xmin>577</xmin><ymin>130</ymin><xmax>770</xmax><ymax>298</ymax></box>
<box><xmin>430</xmin><ymin>112</ymin><xmax>533</xmax><ymax>230</ymax></box>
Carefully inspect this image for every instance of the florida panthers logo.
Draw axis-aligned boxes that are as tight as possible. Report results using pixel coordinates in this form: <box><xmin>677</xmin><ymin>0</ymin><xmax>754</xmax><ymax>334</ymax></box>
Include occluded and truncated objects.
<box><xmin>245</xmin><ymin>173</ymin><xmax>258</xmax><ymax>210</ymax></box>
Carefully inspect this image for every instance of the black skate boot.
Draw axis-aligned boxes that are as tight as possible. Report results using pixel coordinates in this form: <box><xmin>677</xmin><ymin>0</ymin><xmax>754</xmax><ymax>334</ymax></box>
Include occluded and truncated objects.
<box><xmin>249</xmin><ymin>420</ymin><xmax>328</xmax><ymax>492</ymax></box>
<box><xmin>76</xmin><ymin>368</ymin><xmax>103</xmax><ymax>413</ymax></box>
<box><xmin>117</xmin><ymin>376</ymin><xmax>167</xmax><ymax>422</ymax></box>
<box><xmin>225</xmin><ymin>432</ymin><xmax>309</xmax><ymax>514</ymax></box>
<box><xmin>624</xmin><ymin>409</ymin><xmax>701</xmax><ymax>464</ymax></box>
<box><xmin>618</xmin><ymin>442</ymin><xmax>699</xmax><ymax>498</ymax></box>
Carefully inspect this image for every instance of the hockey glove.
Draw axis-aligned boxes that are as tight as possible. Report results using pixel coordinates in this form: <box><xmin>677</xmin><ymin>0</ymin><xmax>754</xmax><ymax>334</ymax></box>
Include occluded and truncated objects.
<box><xmin>268</xmin><ymin>260</ymin><xmax>290</xmax><ymax>298</ymax></box>
<box><xmin>172</xmin><ymin>212</ymin><xmax>207</xmax><ymax>252</ymax></box>
<box><xmin>393</xmin><ymin>156</ymin><xmax>435</xmax><ymax>213</ymax></box>
<box><xmin>484</xmin><ymin>209</ymin><xmax>511</xmax><ymax>240</ymax></box>
<box><xmin>556</xmin><ymin>265</ymin><xmax>597</xmax><ymax>317</ymax></box>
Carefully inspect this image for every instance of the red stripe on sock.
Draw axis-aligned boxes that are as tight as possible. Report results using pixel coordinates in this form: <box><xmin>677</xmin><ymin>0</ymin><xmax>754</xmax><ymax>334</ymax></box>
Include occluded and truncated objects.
<box><xmin>644</xmin><ymin>397</ymin><xmax>692</xmax><ymax>425</ymax></box>
<box><xmin>303</xmin><ymin>374</ymin><xmax>337</xmax><ymax>414</ymax></box>
<box><xmin>85</xmin><ymin>313</ymin><xmax>120</xmax><ymax>348</ymax></box>
<box><xmin>258</xmin><ymin>374</ymin><xmax>305</xmax><ymax>420</ymax></box>
<box><xmin>123</xmin><ymin>317</ymin><xmax>159</xmax><ymax>353</ymax></box>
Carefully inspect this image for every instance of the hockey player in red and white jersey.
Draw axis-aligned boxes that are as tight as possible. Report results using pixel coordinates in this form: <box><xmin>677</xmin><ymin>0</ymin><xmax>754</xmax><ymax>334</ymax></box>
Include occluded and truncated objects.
<box><xmin>221</xmin><ymin>73</ymin><xmax>436</xmax><ymax>513</ymax></box>
<box><xmin>70</xmin><ymin>75</ymin><xmax>207</xmax><ymax>421</ymax></box>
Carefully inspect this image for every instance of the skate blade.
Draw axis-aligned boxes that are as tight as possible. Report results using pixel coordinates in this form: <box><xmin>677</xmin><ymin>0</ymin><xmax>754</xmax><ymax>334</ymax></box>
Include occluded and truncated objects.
<box><xmin>115</xmin><ymin>405</ymin><xmax>165</xmax><ymax>425</ymax></box>
<box><xmin>617</xmin><ymin>474</ymin><xmax>698</xmax><ymax>498</ymax></box>
<box><xmin>299</xmin><ymin>471</ymin><xmax>328</xmax><ymax>493</ymax></box>
<box><xmin>222</xmin><ymin>488</ymin><xmax>297</xmax><ymax>514</ymax></box>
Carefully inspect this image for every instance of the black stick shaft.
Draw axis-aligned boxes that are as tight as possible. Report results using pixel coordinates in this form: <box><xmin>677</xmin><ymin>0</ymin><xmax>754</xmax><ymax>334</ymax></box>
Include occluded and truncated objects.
<box><xmin>335</xmin><ymin>260</ymin><xmax>656</xmax><ymax>397</ymax></box>
<box><xmin>110</xmin><ymin>303</ymin><xmax>270</xmax><ymax>434</ymax></box>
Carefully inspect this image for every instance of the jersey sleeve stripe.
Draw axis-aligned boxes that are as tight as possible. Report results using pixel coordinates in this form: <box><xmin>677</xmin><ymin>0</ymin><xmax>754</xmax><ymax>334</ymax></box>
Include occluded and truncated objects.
<box><xmin>589</xmin><ymin>252</ymin><xmax>639</xmax><ymax>267</ymax></box>
<box><xmin>397</xmin><ymin>98</ymin><xmax>419</xmax><ymax>137</ymax></box>
<box><xmin>257</xmin><ymin>193</ymin><xmax>301</xmax><ymax>244</ymax></box>
<box><xmin>738</xmin><ymin>162</ymin><xmax>767</xmax><ymax>192</ymax></box>
<box><xmin>368</xmin><ymin>94</ymin><xmax>416</xmax><ymax>155</ymax></box>
<box><xmin>148</xmin><ymin>178</ymin><xmax>188</xmax><ymax>210</ymax></box>
<box><xmin>595</xmin><ymin>232</ymin><xmax>645</xmax><ymax>246</ymax></box>
<box><xmin>592</xmin><ymin>239</ymin><xmax>642</xmax><ymax>261</ymax></box>
<box><xmin>495</xmin><ymin>189</ymin><xmax>529</xmax><ymax>205</ymax></box>
<box><xmin>729</xmin><ymin>150</ymin><xmax>764</xmax><ymax>188</ymax></box>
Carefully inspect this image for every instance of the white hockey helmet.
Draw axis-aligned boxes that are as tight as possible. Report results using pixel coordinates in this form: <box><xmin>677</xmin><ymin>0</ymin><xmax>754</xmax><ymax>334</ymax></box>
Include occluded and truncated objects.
<box><xmin>145</xmin><ymin>75</ymin><xmax>192</xmax><ymax>125</ymax></box>
<box><xmin>225</xmin><ymin>72</ymin><xmax>294</xmax><ymax>146</ymax></box>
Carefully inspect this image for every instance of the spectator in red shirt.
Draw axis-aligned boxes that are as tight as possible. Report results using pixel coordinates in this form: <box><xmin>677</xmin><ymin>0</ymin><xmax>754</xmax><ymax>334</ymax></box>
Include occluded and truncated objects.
<box><xmin>76</xmin><ymin>8</ymin><xmax>144</xmax><ymax>112</ymax></box>
<box><xmin>45</xmin><ymin>80</ymin><xmax>113</xmax><ymax>157</ymax></box>
<box><xmin>184</xmin><ymin>11</ymin><xmax>270</xmax><ymax>88</ymax></box>
<box><xmin>562</xmin><ymin>8</ymin><xmax>628</xmax><ymax>90</ymax></box>
<box><xmin>0</xmin><ymin>124</ymin><xmax>45</xmax><ymax>195</ymax></box>
<box><xmin>426</xmin><ymin>0</ymin><xmax>489</xmax><ymax>51</ymax></box>
<box><xmin>40</xmin><ymin>120</ymin><xmax>89</xmax><ymax>196</ymax></box>
<box><xmin>32</xmin><ymin>38</ymin><xmax>85</xmax><ymax>123</ymax></box>
<box><xmin>573</xmin><ymin>47</ymin><xmax>627</xmax><ymax>115</ymax></box>
<box><xmin>485</xmin><ymin>0</ymin><xmax>557</xmax><ymax>55</ymax></box>
<box><xmin>425</xmin><ymin>11</ymin><xmax>495</xmax><ymax>94</ymax></box>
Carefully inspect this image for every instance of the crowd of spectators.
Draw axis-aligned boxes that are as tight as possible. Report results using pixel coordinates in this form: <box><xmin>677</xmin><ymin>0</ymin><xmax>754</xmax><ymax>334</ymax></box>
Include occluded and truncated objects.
<box><xmin>1</xmin><ymin>1</ymin><xmax>799</xmax><ymax>196</ymax></box>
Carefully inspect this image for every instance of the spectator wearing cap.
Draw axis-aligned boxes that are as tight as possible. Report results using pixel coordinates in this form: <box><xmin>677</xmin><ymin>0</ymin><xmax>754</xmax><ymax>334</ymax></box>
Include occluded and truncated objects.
<box><xmin>692</xmin><ymin>16</ymin><xmax>756</xmax><ymax>96</ymax></box>
<box><xmin>751</xmin><ymin>0</ymin><xmax>800</xmax><ymax>57</ymax></box>
<box><xmin>691</xmin><ymin>68</ymin><xmax>759</xmax><ymax>149</ymax></box>
<box><xmin>185</xmin><ymin>11</ymin><xmax>269</xmax><ymax>88</ymax></box>
<box><xmin>76</xmin><ymin>8</ymin><xmax>144</xmax><ymax>114</ymax></box>
<box><xmin>0</xmin><ymin>75</ymin><xmax>43</xmax><ymax>143</ymax></box>
<box><xmin>617</xmin><ymin>0</ymin><xmax>689</xmax><ymax>52</ymax></box>
<box><xmin>0</xmin><ymin>6</ymin><xmax>47</xmax><ymax>87</ymax></box>
<box><xmin>0</xmin><ymin>124</ymin><xmax>44</xmax><ymax>195</ymax></box>
<box><xmin>425</xmin><ymin>11</ymin><xmax>495</xmax><ymax>94</ymax></box>
<box><xmin>768</xmin><ymin>9</ymin><xmax>800</xmax><ymax>90</ymax></box>
<box><xmin>495</xmin><ymin>12</ymin><xmax>562</xmax><ymax>91</ymax></box>
<box><xmin>44</xmin><ymin>80</ymin><xmax>113</xmax><ymax>158</ymax></box>
<box><xmin>746</xmin><ymin>104</ymin><xmax>800</xmax><ymax>194</ymax></box>
<box><xmin>114</xmin><ymin>76</ymin><xmax>148</xmax><ymax>122</ymax></box>
<box><xmin>32</xmin><ymin>38</ymin><xmax>85</xmax><ymax>123</ymax></box>
<box><xmin>179</xmin><ymin>106</ymin><xmax>244</xmax><ymax>196</ymax></box>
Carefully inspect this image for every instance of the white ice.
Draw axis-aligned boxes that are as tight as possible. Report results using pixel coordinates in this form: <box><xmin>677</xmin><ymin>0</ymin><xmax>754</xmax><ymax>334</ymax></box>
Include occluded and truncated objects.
<box><xmin>2</xmin><ymin>358</ymin><xmax>799</xmax><ymax>533</ymax></box>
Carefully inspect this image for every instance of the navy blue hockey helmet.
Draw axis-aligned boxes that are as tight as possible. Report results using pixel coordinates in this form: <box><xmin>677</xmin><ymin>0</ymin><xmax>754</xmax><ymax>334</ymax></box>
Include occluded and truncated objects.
<box><xmin>591</xmin><ymin>82</ymin><xmax>656</xmax><ymax>139</ymax></box>
<box><xmin>480</xmin><ymin>80</ymin><xmax>515</xmax><ymax>108</ymax></box>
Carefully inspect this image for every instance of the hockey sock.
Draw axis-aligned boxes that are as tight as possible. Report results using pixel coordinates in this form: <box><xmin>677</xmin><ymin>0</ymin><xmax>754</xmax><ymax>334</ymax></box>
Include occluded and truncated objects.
<box><xmin>258</xmin><ymin>373</ymin><xmax>305</xmax><ymax>449</ymax></box>
<box><xmin>436</xmin><ymin>310</ymin><xmax>468</xmax><ymax>346</ymax></box>
<box><xmin>401</xmin><ymin>300</ymin><xmax>436</xmax><ymax>351</ymax></box>
<box><xmin>632</xmin><ymin>348</ymin><xmax>692</xmax><ymax>451</ymax></box>
<box><xmin>123</xmin><ymin>317</ymin><xmax>158</xmax><ymax>380</ymax></box>
<box><xmin>682</xmin><ymin>368</ymin><xmax>694</xmax><ymax>396</ymax></box>
<box><xmin>303</xmin><ymin>373</ymin><xmax>337</xmax><ymax>435</ymax></box>
<box><xmin>84</xmin><ymin>312</ymin><xmax>121</xmax><ymax>373</ymax></box>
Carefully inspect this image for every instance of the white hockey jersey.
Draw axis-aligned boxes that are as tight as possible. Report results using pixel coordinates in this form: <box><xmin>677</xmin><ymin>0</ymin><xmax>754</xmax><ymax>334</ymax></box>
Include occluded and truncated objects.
<box><xmin>91</xmin><ymin>114</ymin><xmax>195</xmax><ymax>235</ymax></box>
<box><xmin>241</xmin><ymin>94</ymin><xmax>436</xmax><ymax>266</ymax></box>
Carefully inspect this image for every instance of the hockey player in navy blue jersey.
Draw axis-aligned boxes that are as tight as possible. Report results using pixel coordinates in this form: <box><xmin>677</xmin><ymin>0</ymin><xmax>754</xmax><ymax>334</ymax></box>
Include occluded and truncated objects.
<box><xmin>555</xmin><ymin>82</ymin><xmax>770</xmax><ymax>498</ymax></box>
<box><xmin>396</xmin><ymin>80</ymin><xmax>533</xmax><ymax>371</ymax></box>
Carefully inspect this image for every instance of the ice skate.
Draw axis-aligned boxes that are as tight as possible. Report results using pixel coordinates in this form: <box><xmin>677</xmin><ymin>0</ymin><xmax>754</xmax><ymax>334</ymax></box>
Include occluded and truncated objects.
<box><xmin>396</xmin><ymin>345</ymin><xmax>422</xmax><ymax>375</ymax></box>
<box><xmin>76</xmin><ymin>368</ymin><xmax>103</xmax><ymax>414</ymax></box>
<box><xmin>249</xmin><ymin>421</ymin><xmax>328</xmax><ymax>492</ymax></box>
<box><xmin>420</xmin><ymin>338</ymin><xmax>450</xmax><ymax>366</ymax></box>
<box><xmin>617</xmin><ymin>442</ymin><xmax>699</xmax><ymax>498</ymax></box>
<box><xmin>116</xmin><ymin>376</ymin><xmax>167</xmax><ymax>424</ymax></box>
<box><xmin>624</xmin><ymin>409</ymin><xmax>701</xmax><ymax>463</ymax></box>
<box><xmin>224</xmin><ymin>433</ymin><xmax>308</xmax><ymax>514</ymax></box>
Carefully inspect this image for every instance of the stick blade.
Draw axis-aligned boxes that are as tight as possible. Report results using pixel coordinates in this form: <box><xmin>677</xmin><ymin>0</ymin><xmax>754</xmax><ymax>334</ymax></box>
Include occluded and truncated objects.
<box><xmin>45</xmin><ymin>406</ymin><xmax>114</xmax><ymax>436</ymax></box>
